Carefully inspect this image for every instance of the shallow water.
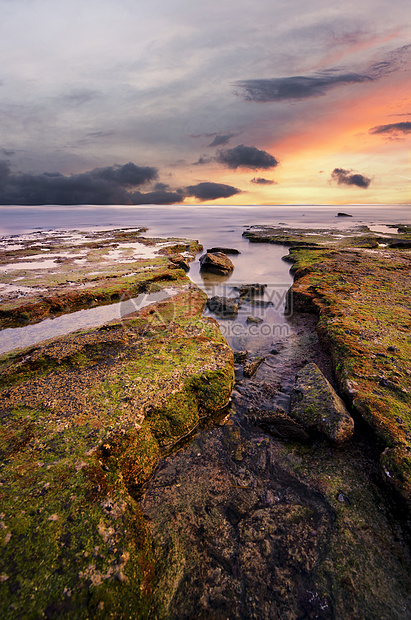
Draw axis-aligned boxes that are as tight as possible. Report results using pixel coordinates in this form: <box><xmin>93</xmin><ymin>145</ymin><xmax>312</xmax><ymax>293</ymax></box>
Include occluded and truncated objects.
<box><xmin>0</xmin><ymin>288</ymin><xmax>178</xmax><ymax>355</ymax></box>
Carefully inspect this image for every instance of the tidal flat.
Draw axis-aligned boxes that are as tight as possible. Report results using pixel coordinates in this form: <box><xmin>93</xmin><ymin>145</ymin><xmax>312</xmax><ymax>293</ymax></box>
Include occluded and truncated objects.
<box><xmin>0</xmin><ymin>223</ymin><xmax>410</xmax><ymax>619</ymax></box>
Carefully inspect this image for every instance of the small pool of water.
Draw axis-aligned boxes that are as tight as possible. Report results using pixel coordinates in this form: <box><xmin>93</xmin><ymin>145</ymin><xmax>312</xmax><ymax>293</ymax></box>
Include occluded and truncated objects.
<box><xmin>0</xmin><ymin>259</ymin><xmax>58</xmax><ymax>271</ymax></box>
<box><xmin>0</xmin><ymin>288</ymin><xmax>178</xmax><ymax>355</ymax></box>
<box><xmin>368</xmin><ymin>224</ymin><xmax>398</xmax><ymax>234</ymax></box>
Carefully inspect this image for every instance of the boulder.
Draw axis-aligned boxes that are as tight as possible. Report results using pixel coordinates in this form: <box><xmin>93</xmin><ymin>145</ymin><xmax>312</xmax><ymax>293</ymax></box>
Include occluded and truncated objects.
<box><xmin>199</xmin><ymin>252</ymin><xmax>235</xmax><ymax>275</ymax></box>
<box><xmin>207</xmin><ymin>295</ymin><xmax>239</xmax><ymax>317</ymax></box>
<box><xmin>290</xmin><ymin>362</ymin><xmax>354</xmax><ymax>443</ymax></box>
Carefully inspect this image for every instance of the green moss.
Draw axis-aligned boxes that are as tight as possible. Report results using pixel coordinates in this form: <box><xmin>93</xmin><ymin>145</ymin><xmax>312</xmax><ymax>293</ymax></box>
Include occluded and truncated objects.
<box><xmin>0</xmin><ymin>281</ymin><xmax>234</xmax><ymax>617</ymax></box>
<box><xmin>287</xmin><ymin>242</ymin><xmax>411</xmax><ymax>508</ymax></box>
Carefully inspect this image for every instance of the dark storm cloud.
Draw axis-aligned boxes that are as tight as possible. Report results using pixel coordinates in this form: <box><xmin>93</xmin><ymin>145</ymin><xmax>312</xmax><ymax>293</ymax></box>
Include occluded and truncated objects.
<box><xmin>369</xmin><ymin>121</ymin><xmax>411</xmax><ymax>135</ymax></box>
<box><xmin>185</xmin><ymin>182</ymin><xmax>241</xmax><ymax>201</ymax></box>
<box><xmin>207</xmin><ymin>134</ymin><xmax>236</xmax><ymax>147</ymax></box>
<box><xmin>89</xmin><ymin>162</ymin><xmax>158</xmax><ymax>186</ymax></box>
<box><xmin>236</xmin><ymin>73</ymin><xmax>372</xmax><ymax>102</ymax></box>
<box><xmin>216</xmin><ymin>145</ymin><xmax>278</xmax><ymax>169</ymax></box>
<box><xmin>250</xmin><ymin>177</ymin><xmax>276</xmax><ymax>185</ymax></box>
<box><xmin>331</xmin><ymin>168</ymin><xmax>371</xmax><ymax>189</ymax></box>
<box><xmin>0</xmin><ymin>161</ymin><xmax>181</xmax><ymax>205</ymax></box>
<box><xmin>130</xmin><ymin>189</ymin><xmax>183</xmax><ymax>205</ymax></box>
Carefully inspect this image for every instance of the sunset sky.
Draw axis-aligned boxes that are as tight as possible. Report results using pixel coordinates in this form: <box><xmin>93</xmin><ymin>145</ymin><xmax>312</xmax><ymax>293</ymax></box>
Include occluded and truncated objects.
<box><xmin>0</xmin><ymin>0</ymin><xmax>410</xmax><ymax>205</ymax></box>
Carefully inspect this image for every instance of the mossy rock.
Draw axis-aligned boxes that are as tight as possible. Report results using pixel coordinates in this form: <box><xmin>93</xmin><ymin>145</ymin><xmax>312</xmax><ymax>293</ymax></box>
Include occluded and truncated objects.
<box><xmin>287</xmin><ymin>242</ymin><xmax>411</xmax><ymax>510</ymax></box>
<box><xmin>0</xmin><ymin>286</ymin><xmax>234</xmax><ymax>618</ymax></box>
<box><xmin>290</xmin><ymin>362</ymin><xmax>354</xmax><ymax>443</ymax></box>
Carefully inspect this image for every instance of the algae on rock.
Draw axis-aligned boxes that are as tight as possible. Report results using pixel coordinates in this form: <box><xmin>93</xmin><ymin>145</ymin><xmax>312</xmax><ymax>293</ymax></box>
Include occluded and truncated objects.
<box><xmin>0</xmin><ymin>285</ymin><xmax>234</xmax><ymax>618</ymax></box>
<box><xmin>290</xmin><ymin>362</ymin><xmax>354</xmax><ymax>443</ymax></box>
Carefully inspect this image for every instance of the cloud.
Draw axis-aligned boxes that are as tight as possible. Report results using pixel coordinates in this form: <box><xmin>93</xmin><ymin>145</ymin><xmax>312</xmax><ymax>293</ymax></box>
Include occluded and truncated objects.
<box><xmin>216</xmin><ymin>145</ymin><xmax>278</xmax><ymax>169</ymax></box>
<box><xmin>89</xmin><ymin>162</ymin><xmax>158</xmax><ymax>186</ymax></box>
<box><xmin>235</xmin><ymin>44</ymin><xmax>411</xmax><ymax>102</ymax></box>
<box><xmin>185</xmin><ymin>182</ymin><xmax>241</xmax><ymax>201</ymax></box>
<box><xmin>193</xmin><ymin>155</ymin><xmax>214</xmax><ymax>166</ymax></box>
<box><xmin>250</xmin><ymin>177</ymin><xmax>277</xmax><ymax>185</ymax></box>
<box><xmin>207</xmin><ymin>134</ymin><xmax>236</xmax><ymax>147</ymax></box>
<box><xmin>0</xmin><ymin>161</ymin><xmax>186</xmax><ymax>205</ymax></box>
<box><xmin>369</xmin><ymin>121</ymin><xmax>411</xmax><ymax>135</ymax></box>
<box><xmin>236</xmin><ymin>73</ymin><xmax>372</xmax><ymax>102</ymax></box>
<box><xmin>331</xmin><ymin>168</ymin><xmax>371</xmax><ymax>188</ymax></box>
<box><xmin>130</xmin><ymin>189</ymin><xmax>183</xmax><ymax>205</ymax></box>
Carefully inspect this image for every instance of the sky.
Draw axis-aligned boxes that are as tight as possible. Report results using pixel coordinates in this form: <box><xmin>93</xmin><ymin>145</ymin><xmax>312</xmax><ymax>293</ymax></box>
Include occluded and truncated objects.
<box><xmin>0</xmin><ymin>0</ymin><xmax>410</xmax><ymax>205</ymax></box>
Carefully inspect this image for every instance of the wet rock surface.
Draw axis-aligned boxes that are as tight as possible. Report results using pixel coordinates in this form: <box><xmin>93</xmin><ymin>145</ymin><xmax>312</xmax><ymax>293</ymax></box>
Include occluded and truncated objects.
<box><xmin>0</xmin><ymin>228</ymin><xmax>202</xmax><ymax>329</ymax></box>
<box><xmin>290</xmin><ymin>362</ymin><xmax>354</xmax><ymax>444</ymax></box>
<box><xmin>1</xmin><ymin>223</ymin><xmax>411</xmax><ymax>618</ymax></box>
<box><xmin>207</xmin><ymin>247</ymin><xmax>241</xmax><ymax>255</ymax></box>
<box><xmin>199</xmin><ymin>251</ymin><xmax>235</xmax><ymax>275</ymax></box>
<box><xmin>0</xmin><ymin>284</ymin><xmax>234</xmax><ymax>617</ymax></box>
<box><xmin>206</xmin><ymin>295</ymin><xmax>240</xmax><ymax>317</ymax></box>
<box><xmin>142</xmin><ymin>312</ymin><xmax>411</xmax><ymax>619</ymax></box>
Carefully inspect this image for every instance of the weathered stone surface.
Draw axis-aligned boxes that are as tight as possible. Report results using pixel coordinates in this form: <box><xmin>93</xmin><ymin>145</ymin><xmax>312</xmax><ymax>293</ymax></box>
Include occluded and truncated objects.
<box><xmin>207</xmin><ymin>295</ymin><xmax>239</xmax><ymax>317</ymax></box>
<box><xmin>199</xmin><ymin>252</ymin><xmax>235</xmax><ymax>275</ymax></box>
<box><xmin>168</xmin><ymin>253</ymin><xmax>190</xmax><ymax>271</ymax></box>
<box><xmin>0</xmin><ymin>286</ymin><xmax>234</xmax><ymax>618</ymax></box>
<box><xmin>234</xmin><ymin>350</ymin><xmax>248</xmax><ymax>363</ymax></box>
<box><xmin>251</xmin><ymin>410</ymin><xmax>310</xmax><ymax>441</ymax></box>
<box><xmin>0</xmin><ymin>228</ymin><xmax>202</xmax><ymax>329</ymax></box>
<box><xmin>243</xmin><ymin>356</ymin><xmax>265</xmax><ymax>378</ymax></box>
<box><xmin>286</xmin><ymin>242</ymin><xmax>411</xmax><ymax>508</ymax></box>
<box><xmin>290</xmin><ymin>362</ymin><xmax>354</xmax><ymax>443</ymax></box>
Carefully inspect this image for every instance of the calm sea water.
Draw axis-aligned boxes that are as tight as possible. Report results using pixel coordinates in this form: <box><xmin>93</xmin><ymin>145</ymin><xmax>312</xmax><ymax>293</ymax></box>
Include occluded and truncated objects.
<box><xmin>0</xmin><ymin>203</ymin><xmax>409</xmax><ymax>238</ymax></box>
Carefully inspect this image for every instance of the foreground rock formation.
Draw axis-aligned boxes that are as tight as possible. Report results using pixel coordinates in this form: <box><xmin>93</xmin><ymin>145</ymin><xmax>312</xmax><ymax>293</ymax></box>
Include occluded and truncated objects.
<box><xmin>243</xmin><ymin>223</ymin><xmax>411</xmax><ymax>512</ymax></box>
<box><xmin>1</xmin><ymin>223</ymin><xmax>411</xmax><ymax>619</ymax></box>
<box><xmin>0</xmin><ymin>231</ymin><xmax>234</xmax><ymax>618</ymax></box>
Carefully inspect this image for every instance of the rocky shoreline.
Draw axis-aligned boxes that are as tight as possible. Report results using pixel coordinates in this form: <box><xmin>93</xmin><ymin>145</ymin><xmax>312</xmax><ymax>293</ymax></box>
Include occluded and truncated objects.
<box><xmin>1</xmin><ymin>224</ymin><xmax>411</xmax><ymax>618</ymax></box>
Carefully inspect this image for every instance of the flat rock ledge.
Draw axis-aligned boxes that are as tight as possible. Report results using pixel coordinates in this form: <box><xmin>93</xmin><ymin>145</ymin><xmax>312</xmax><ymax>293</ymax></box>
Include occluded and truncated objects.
<box><xmin>290</xmin><ymin>362</ymin><xmax>354</xmax><ymax>444</ymax></box>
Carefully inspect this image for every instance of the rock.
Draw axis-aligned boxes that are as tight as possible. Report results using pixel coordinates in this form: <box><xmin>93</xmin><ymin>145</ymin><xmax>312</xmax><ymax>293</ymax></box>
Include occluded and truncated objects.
<box><xmin>243</xmin><ymin>356</ymin><xmax>265</xmax><ymax>378</ymax></box>
<box><xmin>234</xmin><ymin>350</ymin><xmax>248</xmax><ymax>363</ymax></box>
<box><xmin>168</xmin><ymin>253</ymin><xmax>190</xmax><ymax>271</ymax></box>
<box><xmin>206</xmin><ymin>295</ymin><xmax>239</xmax><ymax>317</ymax></box>
<box><xmin>199</xmin><ymin>252</ymin><xmax>235</xmax><ymax>275</ymax></box>
<box><xmin>0</xmin><ymin>286</ymin><xmax>235</xmax><ymax>616</ymax></box>
<box><xmin>207</xmin><ymin>247</ymin><xmax>240</xmax><ymax>255</ymax></box>
<box><xmin>252</xmin><ymin>410</ymin><xmax>310</xmax><ymax>441</ymax></box>
<box><xmin>290</xmin><ymin>362</ymin><xmax>354</xmax><ymax>443</ymax></box>
<box><xmin>234</xmin><ymin>283</ymin><xmax>267</xmax><ymax>296</ymax></box>
<box><xmin>337</xmin><ymin>212</ymin><xmax>353</xmax><ymax>217</ymax></box>
<box><xmin>246</xmin><ymin>316</ymin><xmax>263</xmax><ymax>324</ymax></box>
